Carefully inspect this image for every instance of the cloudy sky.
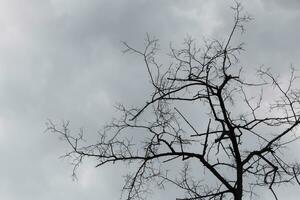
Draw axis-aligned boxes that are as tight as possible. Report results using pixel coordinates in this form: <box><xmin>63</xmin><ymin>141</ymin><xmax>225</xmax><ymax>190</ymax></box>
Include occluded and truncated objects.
<box><xmin>0</xmin><ymin>0</ymin><xmax>300</xmax><ymax>199</ymax></box>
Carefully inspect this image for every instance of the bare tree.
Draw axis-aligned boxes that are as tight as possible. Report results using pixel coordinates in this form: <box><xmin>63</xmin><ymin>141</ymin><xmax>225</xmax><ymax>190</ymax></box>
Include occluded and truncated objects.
<box><xmin>47</xmin><ymin>3</ymin><xmax>300</xmax><ymax>200</ymax></box>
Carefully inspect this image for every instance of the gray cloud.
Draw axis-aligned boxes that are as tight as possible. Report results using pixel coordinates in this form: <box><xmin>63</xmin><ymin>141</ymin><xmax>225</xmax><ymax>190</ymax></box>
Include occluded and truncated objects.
<box><xmin>0</xmin><ymin>0</ymin><xmax>299</xmax><ymax>199</ymax></box>
<box><xmin>263</xmin><ymin>0</ymin><xmax>300</xmax><ymax>10</ymax></box>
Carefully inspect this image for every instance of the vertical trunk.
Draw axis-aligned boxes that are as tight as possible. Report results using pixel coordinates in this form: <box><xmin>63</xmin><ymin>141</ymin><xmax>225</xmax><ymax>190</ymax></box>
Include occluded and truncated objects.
<box><xmin>233</xmin><ymin>181</ymin><xmax>243</xmax><ymax>200</ymax></box>
<box><xmin>234</xmin><ymin>193</ymin><xmax>242</xmax><ymax>200</ymax></box>
<box><xmin>217</xmin><ymin>88</ymin><xmax>243</xmax><ymax>199</ymax></box>
<box><xmin>228</xmin><ymin>128</ymin><xmax>243</xmax><ymax>200</ymax></box>
<box><xmin>234</xmin><ymin>155</ymin><xmax>243</xmax><ymax>200</ymax></box>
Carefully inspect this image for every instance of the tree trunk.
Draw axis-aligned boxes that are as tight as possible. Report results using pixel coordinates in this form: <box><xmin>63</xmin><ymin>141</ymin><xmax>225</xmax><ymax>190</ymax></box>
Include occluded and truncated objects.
<box><xmin>234</xmin><ymin>164</ymin><xmax>243</xmax><ymax>200</ymax></box>
<box><xmin>234</xmin><ymin>192</ymin><xmax>242</xmax><ymax>200</ymax></box>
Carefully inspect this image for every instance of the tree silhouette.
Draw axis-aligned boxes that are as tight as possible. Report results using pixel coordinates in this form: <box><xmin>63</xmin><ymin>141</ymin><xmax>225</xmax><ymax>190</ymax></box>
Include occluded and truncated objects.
<box><xmin>48</xmin><ymin>3</ymin><xmax>300</xmax><ymax>200</ymax></box>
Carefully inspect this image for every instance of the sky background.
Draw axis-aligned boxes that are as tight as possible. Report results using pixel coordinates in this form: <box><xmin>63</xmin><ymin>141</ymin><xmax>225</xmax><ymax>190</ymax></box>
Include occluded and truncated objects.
<box><xmin>0</xmin><ymin>0</ymin><xmax>300</xmax><ymax>199</ymax></box>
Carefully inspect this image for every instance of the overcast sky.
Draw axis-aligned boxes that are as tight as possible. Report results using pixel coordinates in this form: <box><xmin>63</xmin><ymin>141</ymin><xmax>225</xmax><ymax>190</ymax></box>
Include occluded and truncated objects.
<box><xmin>0</xmin><ymin>0</ymin><xmax>300</xmax><ymax>199</ymax></box>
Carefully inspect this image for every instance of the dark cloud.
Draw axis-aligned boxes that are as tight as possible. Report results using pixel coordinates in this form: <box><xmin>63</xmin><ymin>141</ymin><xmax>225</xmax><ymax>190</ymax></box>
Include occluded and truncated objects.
<box><xmin>263</xmin><ymin>0</ymin><xmax>300</xmax><ymax>10</ymax></box>
<box><xmin>0</xmin><ymin>0</ymin><xmax>299</xmax><ymax>199</ymax></box>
